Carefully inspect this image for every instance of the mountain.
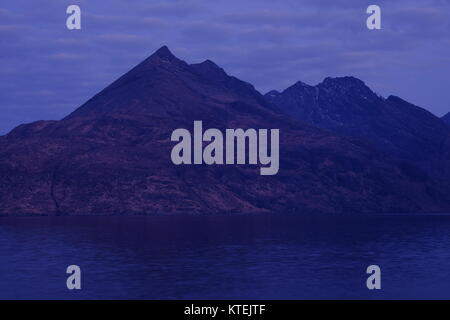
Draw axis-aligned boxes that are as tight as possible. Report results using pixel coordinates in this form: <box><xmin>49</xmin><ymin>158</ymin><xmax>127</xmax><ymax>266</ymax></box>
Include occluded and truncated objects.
<box><xmin>1</xmin><ymin>47</ymin><xmax>449</xmax><ymax>215</ymax></box>
<box><xmin>265</xmin><ymin>77</ymin><xmax>450</xmax><ymax>179</ymax></box>
<box><xmin>443</xmin><ymin>112</ymin><xmax>450</xmax><ymax>126</ymax></box>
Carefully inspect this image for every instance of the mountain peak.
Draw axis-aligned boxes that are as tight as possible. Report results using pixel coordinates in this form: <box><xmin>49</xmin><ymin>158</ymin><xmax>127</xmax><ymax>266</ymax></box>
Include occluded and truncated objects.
<box><xmin>292</xmin><ymin>80</ymin><xmax>312</xmax><ymax>88</ymax></box>
<box><xmin>199</xmin><ymin>59</ymin><xmax>219</xmax><ymax>67</ymax></box>
<box><xmin>317</xmin><ymin>76</ymin><xmax>377</xmax><ymax>98</ymax></box>
<box><xmin>190</xmin><ymin>59</ymin><xmax>232</xmax><ymax>83</ymax></box>
<box><xmin>265</xmin><ymin>90</ymin><xmax>281</xmax><ymax>97</ymax></box>
<box><xmin>277</xmin><ymin>81</ymin><xmax>315</xmax><ymax>98</ymax></box>
<box><xmin>320</xmin><ymin>76</ymin><xmax>365</xmax><ymax>87</ymax></box>
<box><xmin>65</xmin><ymin>46</ymin><xmax>266</xmax><ymax>120</ymax></box>
<box><xmin>191</xmin><ymin>59</ymin><xmax>225</xmax><ymax>74</ymax></box>
<box><xmin>151</xmin><ymin>45</ymin><xmax>177</xmax><ymax>61</ymax></box>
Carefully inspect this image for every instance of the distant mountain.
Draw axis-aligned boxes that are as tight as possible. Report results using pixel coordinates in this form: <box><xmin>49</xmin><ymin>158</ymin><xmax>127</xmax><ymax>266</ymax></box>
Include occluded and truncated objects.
<box><xmin>443</xmin><ymin>112</ymin><xmax>450</xmax><ymax>126</ymax></box>
<box><xmin>265</xmin><ymin>77</ymin><xmax>450</xmax><ymax>179</ymax></box>
<box><xmin>1</xmin><ymin>47</ymin><xmax>449</xmax><ymax>215</ymax></box>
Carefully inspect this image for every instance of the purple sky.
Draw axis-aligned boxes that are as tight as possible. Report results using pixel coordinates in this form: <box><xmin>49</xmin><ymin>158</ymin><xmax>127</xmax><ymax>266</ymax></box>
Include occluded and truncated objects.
<box><xmin>1</xmin><ymin>0</ymin><xmax>449</xmax><ymax>134</ymax></box>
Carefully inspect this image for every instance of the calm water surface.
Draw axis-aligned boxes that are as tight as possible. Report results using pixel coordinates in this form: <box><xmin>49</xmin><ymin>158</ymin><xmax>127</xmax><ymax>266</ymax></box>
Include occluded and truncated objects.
<box><xmin>1</xmin><ymin>214</ymin><xmax>450</xmax><ymax>299</ymax></box>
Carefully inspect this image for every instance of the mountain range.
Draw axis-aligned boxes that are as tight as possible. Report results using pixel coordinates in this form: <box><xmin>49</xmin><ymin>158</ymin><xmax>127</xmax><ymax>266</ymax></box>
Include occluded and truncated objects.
<box><xmin>1</xmin><ymin>46</ymin><xmax>449</xmax><ymax>215</ymax></box>
<box><xmin>265</xmin><ymin>78</ymin><xmax>450</xmax><ymax>179</ymax></box>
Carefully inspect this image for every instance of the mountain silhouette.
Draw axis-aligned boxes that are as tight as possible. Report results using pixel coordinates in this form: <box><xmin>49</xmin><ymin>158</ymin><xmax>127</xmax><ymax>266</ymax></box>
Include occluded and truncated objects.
<box><xmin>265</xmin><ymin>77</ymin><xmax>450</xmax><ymax>179</ymax></box>
<box><xmin>443</xmin><ymin>112</ymin><xmax>450</xmax><ymax>126</ymax></box>
<box><xmin>1</xmin><ymin>46</ymin><xmax>449</xmax><ymax>215</ymax></box>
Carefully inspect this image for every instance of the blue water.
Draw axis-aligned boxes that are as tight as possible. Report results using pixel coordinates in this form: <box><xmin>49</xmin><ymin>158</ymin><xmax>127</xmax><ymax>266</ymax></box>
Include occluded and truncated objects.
<box><xmin>1</xmin><ymin>214</ymin><xmax>450</xmax><ymax>299</ymax></box>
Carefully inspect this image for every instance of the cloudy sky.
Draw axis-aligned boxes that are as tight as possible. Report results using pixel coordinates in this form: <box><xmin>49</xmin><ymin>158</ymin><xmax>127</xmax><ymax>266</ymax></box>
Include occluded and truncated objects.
<box><xmin>1</xmin><ymin>0</ymin><xmax>449</xmax><ymax>134</ymax></box>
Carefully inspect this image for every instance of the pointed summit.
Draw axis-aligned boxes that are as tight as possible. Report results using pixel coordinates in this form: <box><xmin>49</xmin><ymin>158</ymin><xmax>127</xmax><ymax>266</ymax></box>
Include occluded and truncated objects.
<box><xmin>65</xmin><ymin>46</ymin><xmax>264</xmax><ymax>120</ymax></box>
<box><xmin>140</xmin><ymin>45</ymin><xmax>187</xmax><ymax>69</ymax></box>
<box><xmin>197</xmin><ymin>59</ymin><xmax>219</xmax><ymax>68</ymax></box>
<box><xmin>151</xmin><ymin>45</ymin><xmax>176</xmax><ymax>61</ymax></box>
<box><xmin>190</xmin><ymin>59</ymin><xmax>227</xmax><ymax>78</ymax></box>
<box><xmin>281</xmin><ymin>80</ymin><xmax>315</xmax><ymax>95</ymax></box>
<box><xmin>291</xmin><ymin>80</ymin><xmax>313</xmax><ymax>89</ymax></box>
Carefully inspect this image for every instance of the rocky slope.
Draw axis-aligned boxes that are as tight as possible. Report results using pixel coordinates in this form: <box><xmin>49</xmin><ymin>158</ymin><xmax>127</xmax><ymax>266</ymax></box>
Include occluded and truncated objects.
<box><xmin>1</xmin><ymin>47</ymin><xmax>449</xmax><ymax>215</ymax></box>
<box><xmin>265</xmin><ymin>77</ymin><xmax>450</xmax><ymax>179</ymax></box>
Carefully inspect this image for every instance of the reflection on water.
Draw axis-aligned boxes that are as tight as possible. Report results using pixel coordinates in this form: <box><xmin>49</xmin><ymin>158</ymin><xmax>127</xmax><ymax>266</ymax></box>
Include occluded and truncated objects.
<box><xmin>1</xmin><ymin>214</ymin><xmax>450</xmax><ymax>299</ymax></box>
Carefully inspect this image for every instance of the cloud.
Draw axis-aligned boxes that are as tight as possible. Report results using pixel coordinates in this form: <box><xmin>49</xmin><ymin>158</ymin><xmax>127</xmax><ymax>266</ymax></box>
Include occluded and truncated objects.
<box><xmin>142</xmin><ymin>0</ymin><xmax>206</xmax><ymax>17</ymax></box>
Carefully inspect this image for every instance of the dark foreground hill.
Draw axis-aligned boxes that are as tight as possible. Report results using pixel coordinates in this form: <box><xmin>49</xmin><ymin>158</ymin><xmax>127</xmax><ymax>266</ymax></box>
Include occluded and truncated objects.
<box><xmin>1</xmin><ymin>46</ymin><xmax>449</xmax><ymax>215</ymax></box>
